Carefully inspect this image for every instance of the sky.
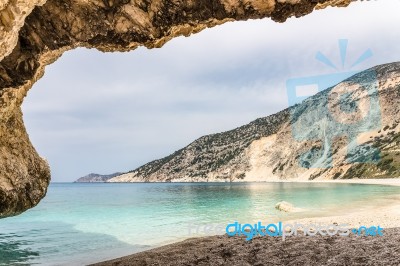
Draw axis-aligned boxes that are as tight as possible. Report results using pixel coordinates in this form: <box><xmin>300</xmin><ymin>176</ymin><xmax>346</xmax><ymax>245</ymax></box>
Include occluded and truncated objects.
<box><xmin>22</xmin><ymin>1</ymin><xmax>400</xmax><ymax>182</ymax></box>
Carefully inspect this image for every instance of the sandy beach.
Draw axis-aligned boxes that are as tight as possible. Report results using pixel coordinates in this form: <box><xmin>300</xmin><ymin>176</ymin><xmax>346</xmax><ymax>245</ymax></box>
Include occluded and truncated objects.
<box><xmin>283</xmin><ymin>178</ymin><xmax>400</xmax><ymax>228</ymax></box>
<box><xmin>92</xmin><ymin>179</ymin><xmax>400</xmax><ymax>265</ymax></box>
<box><xmin>261</xmin><ymin>178</ymin><xmax>400</xmax><ymax>187</ymax></box>
<box><xmin>286</xmin><ymin>196</ymin><xmax>400</xmax><ymax>229</ymax></box>
<box><xmin>312</xmin><ymin>178</ymin><xmax>400</xmax><ymax>187</ymax></box>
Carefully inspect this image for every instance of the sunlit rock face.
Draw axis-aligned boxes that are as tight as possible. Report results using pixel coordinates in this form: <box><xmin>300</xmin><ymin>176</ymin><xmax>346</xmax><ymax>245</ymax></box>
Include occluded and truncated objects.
<box><xmin>0</xmin><ymin>0</ymin><xmax>47</xmax><ymax>61</ymax></box>
<box><xmin>0</xmin><ymin>0</ymin><xmax>352</xmax><ymax>218</ymax></box>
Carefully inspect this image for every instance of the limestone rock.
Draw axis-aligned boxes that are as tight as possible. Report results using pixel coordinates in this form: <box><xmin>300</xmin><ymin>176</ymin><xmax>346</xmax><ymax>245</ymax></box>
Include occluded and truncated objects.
<box><xmin>275</xmin><ymin>201</ymin><xmax>294</xmax><ymax>212</ymax></box>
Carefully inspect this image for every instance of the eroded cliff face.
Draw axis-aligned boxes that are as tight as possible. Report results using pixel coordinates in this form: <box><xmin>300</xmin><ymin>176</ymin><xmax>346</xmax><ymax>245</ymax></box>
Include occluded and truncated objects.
<box><xmin>109</xmin><ymin>62</ymin><xmax>400</xmax><ymax>183</ymax></box>
<box><xmin>0</xmin><ymin>0</ymin><xmax>352</xmax><ymax>217</ymax></box>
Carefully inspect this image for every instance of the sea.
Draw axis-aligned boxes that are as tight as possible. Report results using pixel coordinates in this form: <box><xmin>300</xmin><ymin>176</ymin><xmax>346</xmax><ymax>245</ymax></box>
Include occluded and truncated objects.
<box><xmin>0</xmin><ymin>182</ymin><xmax>399</xmax><ymax>265</ymax></box>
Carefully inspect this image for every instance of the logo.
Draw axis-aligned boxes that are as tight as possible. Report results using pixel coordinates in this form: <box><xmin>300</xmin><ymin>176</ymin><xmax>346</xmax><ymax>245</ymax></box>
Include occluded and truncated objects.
<box><xmin>286</xmin><ymin>39</ymin><xmax>381</xmax><ymax>168</ymax></box>
<box><xmin>225</xmin><ymin>221</ymin><xmax>384</xmax><ymax>241</ymax></box>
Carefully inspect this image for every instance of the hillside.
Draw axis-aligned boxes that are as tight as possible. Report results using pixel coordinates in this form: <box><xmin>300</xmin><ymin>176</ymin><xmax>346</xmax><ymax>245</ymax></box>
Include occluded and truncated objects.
<box><xmin>109</xmin><ymin>62</ymin><xmax>400</xmax><ymax>182</ymax></box>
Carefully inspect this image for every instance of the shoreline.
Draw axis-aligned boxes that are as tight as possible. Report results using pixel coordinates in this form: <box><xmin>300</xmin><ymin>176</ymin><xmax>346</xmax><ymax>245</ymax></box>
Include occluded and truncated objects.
<box><xmin>310</xmin><ymin>178</ymin><xmax>400</xmax><ymax>186</ymax></box>
<box><xmin>70</xmin><ymin>178</ymin><xmax>400</xmax><ymax>186</ymax></box>
<box><xmin>242</xmin><ymin>178</ymin><xmax>400</xmax><ymax>187</ymax></box>
<box><xmin>284</xmin><ymin>195</ymin><xmax>400</xmax><ymax>229</ymax></box>
<box><xmin>92</xmin><ymin>179</ymin><xmax>400</xmax><ymax>265</ymax></box>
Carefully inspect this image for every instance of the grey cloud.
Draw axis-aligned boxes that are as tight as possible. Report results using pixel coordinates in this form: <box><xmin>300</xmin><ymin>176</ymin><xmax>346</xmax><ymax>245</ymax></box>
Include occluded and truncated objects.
<box><xmin>22</xmin><ymin>1</ymin><xmax>400</xmax><ymax>181</ymax></box>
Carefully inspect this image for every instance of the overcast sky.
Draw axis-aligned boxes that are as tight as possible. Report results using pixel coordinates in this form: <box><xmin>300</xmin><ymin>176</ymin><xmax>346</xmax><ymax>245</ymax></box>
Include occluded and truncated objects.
<box><xmin>22</xmin><ymin>1</ymin><xmax>400</xmax><ymax>182</ymax></box>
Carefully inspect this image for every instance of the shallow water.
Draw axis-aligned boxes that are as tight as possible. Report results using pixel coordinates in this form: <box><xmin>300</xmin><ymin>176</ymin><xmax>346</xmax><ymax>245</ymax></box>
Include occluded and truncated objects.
<box><xmin>0</xmin><ymin>182</ymin><xmax>399</xmax><ymax>265</ymax></box>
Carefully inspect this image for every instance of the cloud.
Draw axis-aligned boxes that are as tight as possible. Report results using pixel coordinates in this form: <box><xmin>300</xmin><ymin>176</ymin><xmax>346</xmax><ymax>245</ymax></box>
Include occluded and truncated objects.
<box><xmin>22</xmin><ymin>0</ymin><xmax>400</xmax><ymax>181</ymax></box>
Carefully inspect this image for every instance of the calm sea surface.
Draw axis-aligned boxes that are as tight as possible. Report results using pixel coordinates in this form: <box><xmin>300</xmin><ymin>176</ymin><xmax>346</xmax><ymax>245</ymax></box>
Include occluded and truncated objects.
<box><xmin>0</xmin><ymin>182</ymin><xmax>399</xmax><ymax>265</ymax></box>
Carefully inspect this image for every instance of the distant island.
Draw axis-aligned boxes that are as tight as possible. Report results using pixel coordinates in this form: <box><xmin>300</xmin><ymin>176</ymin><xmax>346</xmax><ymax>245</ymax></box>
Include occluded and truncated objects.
<box><xmin>74</xmin><ymin>173</ymin><xmax>122</xmax><ymax>183</ymax></box>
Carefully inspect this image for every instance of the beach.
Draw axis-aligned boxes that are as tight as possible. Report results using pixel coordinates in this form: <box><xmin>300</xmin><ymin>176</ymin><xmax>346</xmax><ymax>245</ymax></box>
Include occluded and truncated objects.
<box><xmin>260</xmin><ymin>178</ymin><xmax>400</xmax><ymax>187</ymax></box>
<box><xmin>93</xmin><ymin>179</ymin><xmax>400</xmax><ymax>265</ymax></box>
<box><xmin>312</xmin><ymin>178</ymin><xmax>400</xmax><ymax>187</ymax></box>
<box><xmin>92</xmin><ymin>228</ymin><xmax>400</xmax><ymax>266</ymax></box>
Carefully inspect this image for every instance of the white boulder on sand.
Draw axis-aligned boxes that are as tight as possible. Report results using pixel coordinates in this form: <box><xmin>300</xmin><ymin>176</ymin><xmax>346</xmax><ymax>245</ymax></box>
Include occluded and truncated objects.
<box><xmin>275</xmin><ymin>201</ymin><xmax>295</xmax><ymax>212</ymax></box>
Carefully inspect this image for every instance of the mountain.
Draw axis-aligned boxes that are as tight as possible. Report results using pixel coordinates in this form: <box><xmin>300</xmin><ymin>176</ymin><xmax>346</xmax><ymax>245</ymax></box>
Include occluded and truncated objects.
<box><xmin>109</xmin><ymin>62</ymin><xmax>400</xmax><ymax>182</ymax></box>
<box><xmin>75</xmin><ymin>173</ymin><xmax>122</xmax><ymax>183</ymax></box>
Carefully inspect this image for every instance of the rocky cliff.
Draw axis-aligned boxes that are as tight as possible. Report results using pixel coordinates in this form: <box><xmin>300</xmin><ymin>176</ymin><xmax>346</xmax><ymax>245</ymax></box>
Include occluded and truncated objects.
<box><xmin>0</xmin><ymin>0</ymin><xmax>354</xmax><ymax>217</ymax></box>
<box><xmin>109</xmin><ymin>62</ymin><xmax>400</xmax><ymax>182</ymax></box>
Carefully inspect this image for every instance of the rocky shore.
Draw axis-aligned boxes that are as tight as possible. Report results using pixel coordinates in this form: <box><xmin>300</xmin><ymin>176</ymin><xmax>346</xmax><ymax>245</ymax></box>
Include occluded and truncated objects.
<box><xmin>92</xmin><ymin>227</ymin><xmax>400</xmax><ymax>266</ymax></box>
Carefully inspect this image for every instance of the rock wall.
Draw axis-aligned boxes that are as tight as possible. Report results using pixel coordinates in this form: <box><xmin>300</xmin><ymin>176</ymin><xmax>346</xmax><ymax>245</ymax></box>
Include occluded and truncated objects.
<box><xmin>0</xmin><ymin>0</ymin><xmax>352</xmax><ymax>217</ymax></box>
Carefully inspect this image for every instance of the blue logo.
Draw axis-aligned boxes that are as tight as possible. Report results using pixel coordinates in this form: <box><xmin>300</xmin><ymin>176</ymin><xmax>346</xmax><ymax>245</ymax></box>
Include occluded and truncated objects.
<box><xmin>226</xmin><ymin>221</ymin><xmax>384</xmax><ymax>241</ymax></box>
<box><xmin>286</xmin><ymin>39</ymin><xmax>381</xmax><ymax>168</ymax></box>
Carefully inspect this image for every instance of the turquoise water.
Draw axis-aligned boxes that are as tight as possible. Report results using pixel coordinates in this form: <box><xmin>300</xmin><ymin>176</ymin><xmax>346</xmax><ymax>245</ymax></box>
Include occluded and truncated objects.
<box><xmin>0</xmin><ymin>182</ymin><xmax>399</xmax><ymax>265</ymax></box>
